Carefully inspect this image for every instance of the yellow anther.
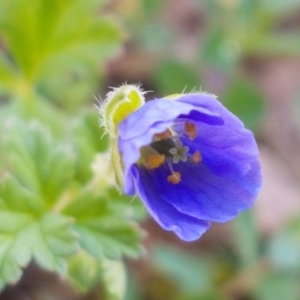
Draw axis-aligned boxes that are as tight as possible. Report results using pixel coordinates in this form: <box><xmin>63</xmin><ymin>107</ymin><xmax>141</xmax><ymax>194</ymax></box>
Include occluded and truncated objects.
<box><xmin>190</xmin><ymin>150</ymin><xmax>202</xmax><ymax>163</ymax></box>
<box><xmin>146</xmin><ymin>154</ymin><xmax>165</xmax><ymax>169</ymax></box>
<box><xmin>155</xmin><ymin>129</ymin><xmax>172</xmax><ymax>140</ymax></box>
<box><xmin>167</xmin><ymin>171</ymin><xmax>181</xmax><ymax>184</ymax></box>
<box><xmin>184</xmin><ymin>121</ymin><xmax>197</xmax><ymax>140</ymax></box>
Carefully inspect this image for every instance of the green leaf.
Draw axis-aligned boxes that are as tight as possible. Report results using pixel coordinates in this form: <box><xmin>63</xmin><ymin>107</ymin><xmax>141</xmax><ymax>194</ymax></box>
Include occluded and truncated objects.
<box><xmin>30</xmin><ymin>212</ymin><xmax>78</xmax><ymax>273</ymax></box>
<box><xmin>262</xmin><ymin>0</ymin><xmax>300</xmax><ymax>16</ymax></box>
<box><xmin>0</xmin><ymin>0</ymin><xmax>113</xmax><ymax>78</ymax></box>
<box><xmin>152</xmin><ymin>244</ymin><xmax>213</xmax><ymax>294</ymax></box>
<box><xmin>0</xmin><ymin>176</ymin><xmax>78</xmax><ymax>288</ymax></box>
<box><xmin>63</xmin><ymin>190</ymin><xmax>144</xmax><ymax>260</ymax></box>
<box><xmin>0</xmin><ymin>53</ymin><xmax>17</xmax><ymax>95</ymax></box>
<box><xmin>73</xmin><ymin>109</ymin><xmax>109</xmax><ymax>183</ymax></box>
<box><xmin>108</xmin><ymin>189</ymin><xmax>146</xmax><ymax>222</ymax></box>
<box><xmin>268</xmin><ymin>218</ymin><xmax>300</xmax><ymax>273</ymax></box>
<box><xmin>238</xmin><ymin>0</ymin><xmax>260</xmax><ymax>20</ymax></box>
<box><xmin>222</xmin><ymin>77</ymin><xmax>264</xmax><ymax>131</ymax></box>
<box><xmin>139</xmin><ymin>24</ymin><xmax>172</xmax><ymax>52</ymax></box>
<box><xmin>0</xmin><ymin>0</ymin><xmax>124</xmax><ymax>108</ymax></box>
<box><xmin>67</xmin><ymin>250</ymin><xmax>103</xmax><ymax>293</ymax></box>
<box><xmin>255</xmin><ymin>273</ymin><xmax>300</xmax><ymax>300</ymax></box>
<box><xmin>233</xmin><ymin>210</ymin><xmax>259</xmax><ymax>268</ymax></box>
<box><xmin>102</xmin><ymin>259</ymin><xmax>126</xmax><ymax>300</ymax></box>
<box><xmin>37</xmin><ymin>15</ymin><xmax>123</xmax><ymax>109</ymax></box>
<box><xmin>246</xmin><ymin>34</ymin><xmax>300</xmax><ymax>57</ymax></box>
<box><xmin>0</xmin><ymin>175</ymin><xmax>46</xmax><ymax>215</ymax></box>
<box><xmin>200</xmin><ymin>27</ymin><xmax>241</xmax><ymax>69</ymax></box>
<box><xmin>142</xmin><ymin>0</ymin><xmax>163</xmax><ymax>16</ymax></box>
<box><xmin>2</xmin><ymin>119</ymin><xmax>75</xmax><ymax>206</ymax></box>
<box><xmin>68</xmin><ymin>252</ymin><xmax>126</xmax><ymax>299</ymax></box>
<box><xmin>154</xmin><ymin>60</ymin><xmax>200</xmax><ymax>95</ymax></box>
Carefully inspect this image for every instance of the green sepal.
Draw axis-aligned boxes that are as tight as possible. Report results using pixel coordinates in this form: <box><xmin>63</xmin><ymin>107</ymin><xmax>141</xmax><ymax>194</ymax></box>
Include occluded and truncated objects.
<box><xmin>100</xmin><ymin>84</ymin><xmax>146</xmax><ymax>138</ymax></box>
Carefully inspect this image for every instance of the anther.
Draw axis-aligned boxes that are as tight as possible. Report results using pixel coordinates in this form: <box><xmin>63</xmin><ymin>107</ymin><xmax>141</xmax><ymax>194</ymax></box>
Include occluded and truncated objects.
<box><xmin>184</xmin><ymin>121</ymin><xmax>197</xmax><ymax>140</ymax></box>
<box><xmin>167</xmin><ymin>171</ymin><xmax>181</xmax><ymax>184</ymax></box>
<box><xmin>190</xmin><ymin>150</ymin><xmax>202</xmax><ymax>163</ymax></box>
<box><xmin>146</xmin><ymin>154</ymin><xmax>165</xmax><ymax>169</ymax></box>
<box><xmin>155</xmin><ymin>129</ymin><xmax>172</xmax><ymax>140</ymax></box>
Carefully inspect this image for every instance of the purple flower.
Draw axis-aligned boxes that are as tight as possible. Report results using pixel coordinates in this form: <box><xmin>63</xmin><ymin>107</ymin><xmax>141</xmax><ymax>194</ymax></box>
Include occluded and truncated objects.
<box><xmin>117</xmin><ymin>93</ymin><xmax>261</xmax><ymax>241</ymax></box>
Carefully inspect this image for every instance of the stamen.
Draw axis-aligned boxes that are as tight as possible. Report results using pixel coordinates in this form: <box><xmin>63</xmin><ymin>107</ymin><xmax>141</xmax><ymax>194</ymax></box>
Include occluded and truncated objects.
<box><xmin>145</xmin><ymin>154</ymin><xmax>165</xmax><ymax>169</ymax></box>
<box><xmin>185</xmin><ymin>121</ymin><xmax>197</xmax><ymax>140</ymax></box>
<box><xmin>167</xmin><ymin>171</ymin><xmax>181</xmax><ymax>184</ymax></box>
<box><xmin>190</xmin><ymin>150</ymin><xmax>202</xmax><ymax>163</ymax></box>
<box><xmin>155</xmin><ymin>129</ymin><xmax>172</xmax><ymax>140</ymax></box>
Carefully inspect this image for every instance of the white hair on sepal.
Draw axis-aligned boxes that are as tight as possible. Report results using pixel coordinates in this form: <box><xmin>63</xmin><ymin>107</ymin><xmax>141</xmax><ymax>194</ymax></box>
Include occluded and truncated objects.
<box><xmin>96</xmin><ymin>83</ymin><xmax>148</xmax><ymax>138</ymax></box>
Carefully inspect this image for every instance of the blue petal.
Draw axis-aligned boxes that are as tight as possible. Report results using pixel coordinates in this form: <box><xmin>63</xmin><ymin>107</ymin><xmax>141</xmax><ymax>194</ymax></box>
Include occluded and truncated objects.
<box><xmin>176</xmin><ymin>93</ymin><xmax>245</xmax><ymax>129</ymax></box>
<box><xmin>148</xmin><ymin>158</ymin><xmax>261</xmax><ymax>222</ymax></box>
<box><xmin>181</xmin><ymin>119</ymin><xmax>259</xmax><ymax>177</ymax></box>
<box><xmin>132</xmin><ymin>166</ymin><xmax>210</xmax><ymax>241</ymax></box>
<box><xmin>118</xmin><ymin>98</ymin><xmax>223</xmax><ymax>141</ymax></box>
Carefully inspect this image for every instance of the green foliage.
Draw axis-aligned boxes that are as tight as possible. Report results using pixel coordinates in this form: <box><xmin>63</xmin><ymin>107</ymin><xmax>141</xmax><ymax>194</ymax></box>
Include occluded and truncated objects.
<box><xmin>0</xmin><ymin>0</ymin><xmax>123</xmax><ymax>110</ymax></box>
<box><xmin>268</xmin><ymin>219</ymin><xmax>300</xmax><ymax>272</ymax></box>
<box><xmin>152</xmin><ymin>244</ymin><xmax>214</xmax><ymax>297</ymax></box>
<box><xmin>3</xmin><ymin>120</ymin><xmax>75</xmax><ymax>203</ymax></box>
<box><xmin>68</xmin><ymin>252</ymin><xmax>126</xmax><ymax>299</ymax></box>
<box><xmin>0</xmin><ymin>175</ymin><xmax>78</xmax><ymax>288</ymax></box>
<box><xmin>72</xmin><ymin>109</ymin><xmax>109</xmax><ymax>183</ymax></box>
<box><xmin>200</xmin><ymin>26</ymin><xmax>240</xmax><ymax>69</ymax></box>
<box><xmin>222</xmin><ymin>77</ymin><xmax>264</xmax><ymax>131</ymax></box>
<box><xmin>0</xmin><ymin>0</ymin><xmax>144</xmax><ymax>295</ymax></box>
<box><xmin>201</xmin><ymin>0</ymin><xmax>300</xmax><ymax>64</ymax></box>
<box><xmin>68</xmin><ymin>250</ymin><xmax>104</xmax><ymax>293</ymax></box>
<box><xmin>233</xmin><ymin>210</ymin><xmax>260</xmax><ymax>268</ymax></box>
<box><xmin>63</xmin><ymin>189</ymin><xmax>143</xmax><ymax>260</ymax></box>
<box><xmin>0</xmin><ymin>118</ymin><xmax>143</xmax><ymax>292</ymax></box>
<box><xmin>255</xmin><ymin>273</ymin><xmax>300</xmax><ymax>300</ymax></box>
<box><xmin>154</xmin><ymin>60</ymin><xmax>200</xmax><ymax>95</ymax></box>
<box><xmin>101</xmin><ymin>259</ymin><xmax>126</xmax><ymax>300</ymax></box>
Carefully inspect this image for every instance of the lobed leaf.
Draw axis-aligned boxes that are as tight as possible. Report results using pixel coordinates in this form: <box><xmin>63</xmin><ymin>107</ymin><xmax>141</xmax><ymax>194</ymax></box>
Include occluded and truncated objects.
<box><xmin>63</xmin><ymin>190</ymin><xmax>143</xmax><ymax>260</ymax></box>
<box><xmin>73</xmin><ymin>110</ymin><xmax>109</xmax><ymax>183</ymax></box>
<box><xmin>0</xmin><ymin>0</ymin><xmax>124</xmax><ymax>109</ymax></box>
<box><xmin>0</xmin><ymin>176</ymin><xmax>78</xmax><ymax>288</ymax></box>
<box><xmin>67</xmin><ymin>250</ymin><xmax>103</xmax><ymax>293</ymax></box>
<box><xmin>3</xmin><ymin>119</ymin><xmax>75</xmax><ymax>205</ymax></box>
<box><xmin>102</xmin><ymin>258</ymin><xmax>126</xmax><ymax>300</ymax></box>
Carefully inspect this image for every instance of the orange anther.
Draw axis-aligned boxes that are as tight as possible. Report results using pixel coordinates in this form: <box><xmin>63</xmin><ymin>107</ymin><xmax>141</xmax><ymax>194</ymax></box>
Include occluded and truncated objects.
<box><xmin>184</xmin><ymin>121</ymin><xmax>197</xmax><ymax>140</ymax></box>
<box><xmin>167</xmin><ymin>171</ymin><xmax>181</xmax><ymax>184</ymax></box>
<box><xmin>155</xmin><ymin>129</ymin><xmax>172</xmax><ymax>140</ymax></box>
<box><xmin>190</xmin><ymin>150</ymin><xmax>202</xmax><ymax>163</ymax></box>
<box><xmin>146</xmin><ymin>154</ymin><xmax>165</xmax><ymax>169</ymax></box>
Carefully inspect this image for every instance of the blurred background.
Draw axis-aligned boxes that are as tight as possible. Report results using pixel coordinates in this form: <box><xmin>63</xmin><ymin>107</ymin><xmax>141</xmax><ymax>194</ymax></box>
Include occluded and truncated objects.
<box><xmin>0</xmin><ymin>0</ymin><xmax>300</xmax><ymax>299</ymax></box>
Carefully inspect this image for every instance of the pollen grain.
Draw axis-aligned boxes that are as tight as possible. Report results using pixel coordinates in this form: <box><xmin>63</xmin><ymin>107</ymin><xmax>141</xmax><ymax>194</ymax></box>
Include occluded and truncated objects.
<box><xmin>155</xmin><ymin>129</ymin><xmax>172</xmax><ymax>140</ymax></box>
<box><xmin>167</xmin><ymin>171</ymin><xmax>181</xmax><ymax>184</ymax></box>
<box><xmin>184</xmin><ymin>121</ymin><xmax>197</xmax><ymax>140</ymax></box>
<box><xmin>190</xmin><ymin>150</ymin><xmax>202</xmax><ymax>163</ymax></box>
<box><xmin>146</xmin><ymin>154</ymin><xmax>165</xmax><ymax>169</ymax></box>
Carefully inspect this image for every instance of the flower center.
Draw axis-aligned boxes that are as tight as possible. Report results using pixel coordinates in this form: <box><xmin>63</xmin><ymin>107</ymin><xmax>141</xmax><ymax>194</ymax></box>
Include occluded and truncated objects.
<box><xmin>140</xmin><ymin>121</ymin><xmax>202</xmax><ymax>184</ymax></box>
